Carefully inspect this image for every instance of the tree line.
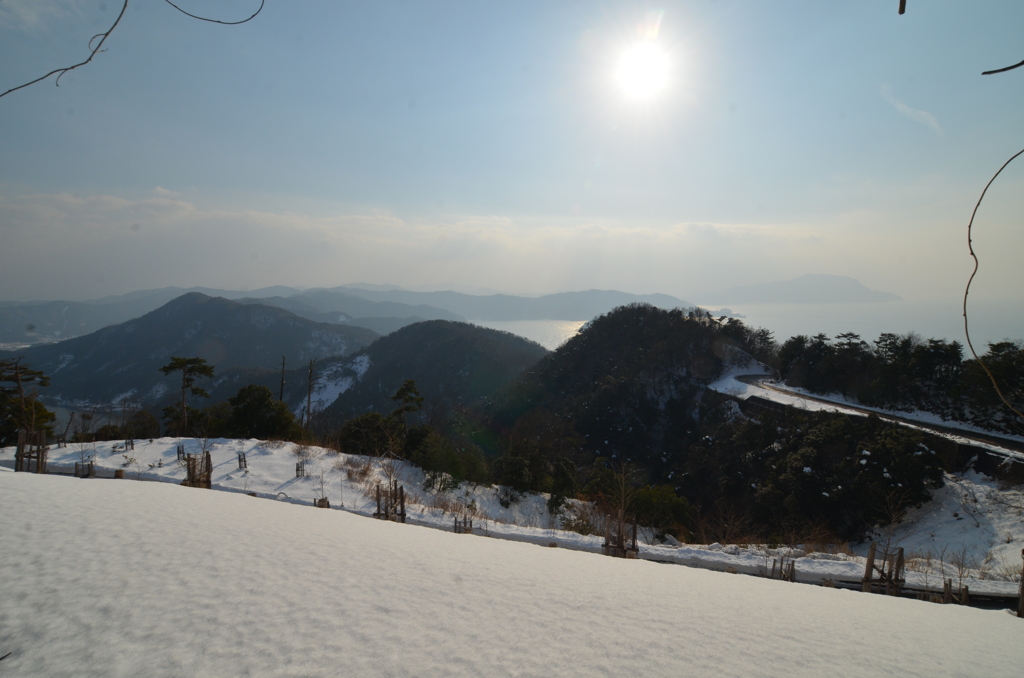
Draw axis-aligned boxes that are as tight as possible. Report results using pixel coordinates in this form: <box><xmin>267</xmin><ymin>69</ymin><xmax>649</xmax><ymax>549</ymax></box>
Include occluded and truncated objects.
<box><xmin>779</xmin><ymin>332</ymin><xmax>1024</xmax><ymax>435</ymax></box>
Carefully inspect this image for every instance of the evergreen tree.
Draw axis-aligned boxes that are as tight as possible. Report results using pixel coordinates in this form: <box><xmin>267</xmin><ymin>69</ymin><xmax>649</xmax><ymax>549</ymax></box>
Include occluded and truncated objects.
<box><xmin>159</xmin><ymin>357</ymin><xmax>215</xmax><ymax>436</ymax></box>
<box><xmin>0</xmin><ymin>358</ymin><xmax>56</xmax><ymax>446</ymax></box>
<box><xmin>389</xmin><ymin>379</ymin><xmax>424</xmax><ymax>428</ymax></box>
<box><xmin>227</xmin><ymin>385</ymin><xmax>301</xmax><ymax>440</ymax></box>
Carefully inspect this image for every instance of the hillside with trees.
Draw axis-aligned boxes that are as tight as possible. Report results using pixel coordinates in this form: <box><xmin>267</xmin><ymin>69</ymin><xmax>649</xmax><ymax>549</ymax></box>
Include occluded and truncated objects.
<box><xmin>778</xmin><ymin>333</ymin><xmax>1024</xmax><ymax>435</ymax></box>
<box><xmin>322</xmin><ymin>320</ymin><xmax>549</xmax><ymax>425</ymax></box>
<box><xmin>486</xmin><ymin>304</ymin><xmax>775</xmax><ymax>476</ymax></box>
<box><xmin>463</xmin><ymin>305</ymin><xmax>955</xmax><ymax>542</ymax></box>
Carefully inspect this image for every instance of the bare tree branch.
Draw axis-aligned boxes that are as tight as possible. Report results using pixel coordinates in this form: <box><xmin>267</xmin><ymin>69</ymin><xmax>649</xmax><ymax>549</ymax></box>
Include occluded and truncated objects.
<box><xmin>0</xmin><ymin>0</ymin><xmax>129</xmax><ymax>101</ymax></box>
<box><xmin>983</xmin><ymin>59</ymin><xmax>1024</xmax><ymax>76</ymax></box>
<box><xmin>962</xmin><ymin>146</ymin><xmax>1024</xmax><ymax>421</ymax></box>
<box><xmin>0</xmin><ymin>0</ymin><xmax>266</xmax><ymax>102</ymax></box>
<box><xmin>162</xmin><ymin>0</ymin><xmax>265</xmax><ymax>26</ymax></box>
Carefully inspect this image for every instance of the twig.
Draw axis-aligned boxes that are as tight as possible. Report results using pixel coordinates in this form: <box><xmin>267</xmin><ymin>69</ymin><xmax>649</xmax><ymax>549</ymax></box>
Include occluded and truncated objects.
<box><xmin>162</xmin><ymin>0</ymin><xmax>265</xmax><ymax>26</ymax></box>
<box><xmin>0</xmin><ymin>1</ymin><xmax>266</xmax><ymax>102</ymax></box>
<box><xmin>983</xmin><ymin>59</ymin><xmax>1024</xmax><ymax>76</ymax></box>
<box><xmin>0</xmin><ymin>0</ymin><xmax>129</xmax><ymax>101</ymax></box>
<box><xmin>962</xmin><ymin>146</ymin><xmax>1024</xmax><ymax>421</ymax></box>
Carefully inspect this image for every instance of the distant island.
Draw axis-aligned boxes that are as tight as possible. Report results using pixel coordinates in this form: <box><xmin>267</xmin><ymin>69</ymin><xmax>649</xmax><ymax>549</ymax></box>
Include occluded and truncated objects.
<box><xmin>705</xmin><ymin>274</ymin><xmax>901</xmax><ymax>305</ymax></box>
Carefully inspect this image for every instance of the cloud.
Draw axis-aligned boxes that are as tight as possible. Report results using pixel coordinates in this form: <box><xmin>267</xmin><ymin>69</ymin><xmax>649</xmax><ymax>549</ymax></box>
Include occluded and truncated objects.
<box><xmin>0</xmin><ymin>0</ymin><xmax>87</xmax><ymax>31</ymax></box>
<box><xmin>0</xmin><ymin>188</ymin><xmax>981</xmax><ymax>302</ymax></box>
<box><xmin>880</xmin><ymin>85</ymin><xmax>943</xmax><ymax>137</ymax></box>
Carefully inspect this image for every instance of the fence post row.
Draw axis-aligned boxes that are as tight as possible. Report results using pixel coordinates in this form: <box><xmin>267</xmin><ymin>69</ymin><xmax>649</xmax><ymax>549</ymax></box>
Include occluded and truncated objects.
<box><xmin>14</xmin><ymin>430</ymin><xmax>48</xmax><ymax>474</ymax></box>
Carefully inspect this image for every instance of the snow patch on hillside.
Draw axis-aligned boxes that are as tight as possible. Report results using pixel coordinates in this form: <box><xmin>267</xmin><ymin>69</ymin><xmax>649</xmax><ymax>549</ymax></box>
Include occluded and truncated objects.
<box><xmin>860</xmin><ymin>471</ymin><xmax>1024</xmax><ymax>580</ymax></box>
<box><xmin>352</xmin><ymin>353</ymin><xmax>370</xmax><ymax>378</ymax></box>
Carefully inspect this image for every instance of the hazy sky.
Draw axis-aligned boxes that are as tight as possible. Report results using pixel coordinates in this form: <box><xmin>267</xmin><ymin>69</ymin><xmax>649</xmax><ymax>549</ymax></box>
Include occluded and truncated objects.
<box><xmin>1</xmin><ymin>0</ymin><xmax>1023</xmax><ymax>305</ymax></box>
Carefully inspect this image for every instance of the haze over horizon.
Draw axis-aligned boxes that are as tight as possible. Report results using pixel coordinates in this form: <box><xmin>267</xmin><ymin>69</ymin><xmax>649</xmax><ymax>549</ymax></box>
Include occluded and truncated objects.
<box><xmin>2</xmin><ymin>1</ymin><xmax>1022</xmax><ymax>318</ymax></box>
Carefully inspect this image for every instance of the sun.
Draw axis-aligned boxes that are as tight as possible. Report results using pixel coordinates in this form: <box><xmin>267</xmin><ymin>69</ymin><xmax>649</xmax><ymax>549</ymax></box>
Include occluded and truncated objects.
<box><xmin>615</xmin><ymin>43</ymin><xmax>670</xmax><ymax>101</ymax></box>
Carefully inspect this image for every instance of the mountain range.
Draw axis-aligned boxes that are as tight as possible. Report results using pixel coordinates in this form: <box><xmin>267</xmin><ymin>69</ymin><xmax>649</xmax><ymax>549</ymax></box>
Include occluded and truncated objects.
<box><xmin>706</xmin><ymin>274</ymin><xmax>900</xmax><ymax>305</ymax></box>
<box><xmin>0</xmin><ymin>293</ymin><xmax>377</xmax><ymax>407</ymax></box>
<box><xmin>0</xmin><ymin>286</ymin><xmax>694</xmax><ymax>347</ymax></box>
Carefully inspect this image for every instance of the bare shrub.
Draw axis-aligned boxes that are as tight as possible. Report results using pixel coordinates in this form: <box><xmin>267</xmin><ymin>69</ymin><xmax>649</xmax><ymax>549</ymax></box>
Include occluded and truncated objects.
<box><xmin>339</xmin><ymin>455</ymin><xmax>372</xmax><ymax>483</ymax></box>
<box><xmin>803</xmin><ymin>541</ymin><xmax>853</xmax><ymax>557</ymax></box>
<box><xmin>906</xmin><ymin>550</ymin><xmax>937</xmax><ymax>591</ymax></box>
<box><xmin>950</xmin><ymin>543</ymin><xmax>975</xmax><ymax>589</ymax></box>
<box><xmin>560</xmin><ymin>501</ymin><xmax>606</xmax><ymax>536</ymax></box>
<box><xmin>377</xmin><ymin>452</ymin><xmax>404</xmax><ymax>485</ymax></box>
<box><xmin>693</xmin><ymin>502</ymin><xmax>753</xmax><ymax>545</ymax></box>
<box><xmin>429</xmin><ymin>493</ymin><xmax>458</xmax><ymax>514</ymax></box>
<box><xmin>995</xmin><ymin>559</ymin><xmax>1023</xmax><ymax>582</ymax></box>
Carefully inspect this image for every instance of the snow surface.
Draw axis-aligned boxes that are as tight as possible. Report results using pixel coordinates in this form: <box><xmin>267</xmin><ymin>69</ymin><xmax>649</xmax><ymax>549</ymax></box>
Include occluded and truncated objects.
<box><xmin>861</xmin><ymin>471</ymin><xmax>1024</xmax><ymax>577</ymax></box>
<box><xmin>2</xmin><ymin>470</ymin><xmax>1023</xmax><ymax>677</ymax></box>
<box><xmin>2</xmin><ymin>437</ymin><xmax>1022</xmax><ymax>598</ymax></box>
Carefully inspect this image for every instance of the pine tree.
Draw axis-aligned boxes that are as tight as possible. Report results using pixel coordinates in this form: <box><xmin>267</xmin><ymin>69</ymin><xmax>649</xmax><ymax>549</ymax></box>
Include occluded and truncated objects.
<box><xmin>159</xmin><ymin>357</ymin><xmax>215</xmax><ymax>436</ymax></box>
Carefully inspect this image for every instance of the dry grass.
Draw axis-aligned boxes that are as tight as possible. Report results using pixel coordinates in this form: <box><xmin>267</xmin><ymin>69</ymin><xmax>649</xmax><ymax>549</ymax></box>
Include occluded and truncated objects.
<box><xmin>560</xmin><ymin>501</ymin><xmax>607</xmax><ymax>537</ymax></box>
<box><xmin>802</xmin><ymin>541</ymin><xmax>854</xmax><ymax>557</ymax></box>
<box><xmin>339</xmin><ymin>455</ymin><xmax>372</xmax><ymax>483</ymax></box>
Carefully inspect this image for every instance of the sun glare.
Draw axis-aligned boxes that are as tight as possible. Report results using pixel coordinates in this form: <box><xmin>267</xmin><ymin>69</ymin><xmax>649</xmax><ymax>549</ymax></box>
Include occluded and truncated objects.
<box><xmin>615</xmin><ymin>43</ymin><xmax>670</xmax><ymax>101</ymax></box>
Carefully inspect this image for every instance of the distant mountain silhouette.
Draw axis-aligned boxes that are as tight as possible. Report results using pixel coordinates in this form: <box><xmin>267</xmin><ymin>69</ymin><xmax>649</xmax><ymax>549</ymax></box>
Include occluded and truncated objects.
<box><xmin>1</xmin><ymin>293</ymin><xmax>377</xmax><ymax>406</ymax></box>
<box><xmin>0</xmin><ymin>286</ymin><xmax>303</xmax><ymax>346</ymax></box>
<box><xmin>286</xmin><ymin>289</ymin><xmax>463</xmax><ymax>322</ymax></box>
<box><xmin>706</xmin><ymin>274</ymin><xmax>901</xmax><ymax>304</ymax></box>
<box><xmin>0</xmin><ymin>285</ymin><xmax>694</xmax><ymax>347</ymax></box>
<box><xmin>0</xmin><ymin>286</ymin><xmax>456</xmax><ymax>345</ymax></box>
<box><xmin>332</xmin><ymin>288</ymin><xmax>693</xmax><ymax>320</ymax></box>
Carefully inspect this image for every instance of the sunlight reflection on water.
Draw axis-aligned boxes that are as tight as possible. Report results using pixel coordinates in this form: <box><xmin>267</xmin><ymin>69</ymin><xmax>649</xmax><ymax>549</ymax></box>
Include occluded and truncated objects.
<box><xmin>468</xmin><ymin>319</ymin><xmax>588</xmax><ymax>350</ymax></box>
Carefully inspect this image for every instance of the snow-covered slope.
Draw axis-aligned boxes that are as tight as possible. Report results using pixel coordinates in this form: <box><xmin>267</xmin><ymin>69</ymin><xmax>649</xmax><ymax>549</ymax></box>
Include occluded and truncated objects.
<box><xmin>3</xmin><ymin>437</ymin><xmax>1023</xmax><ymax>597</ymax></box>
<box><xmin>2</xmin><ymin>469</ymin><xmax>1022</xmax><ymax>677</ymax></box>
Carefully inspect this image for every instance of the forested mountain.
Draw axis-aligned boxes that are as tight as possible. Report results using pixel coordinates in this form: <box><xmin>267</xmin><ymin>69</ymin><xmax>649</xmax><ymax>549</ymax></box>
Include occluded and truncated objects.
<box><xmin>486</xmin><ymin>304</ymin><xmax>775</xmax><ymax>474</ymax></box>
<box><xmin>321</xmin><ymin>321</ymin><xmax>549</xmax><ymax>424</ymax></box>
<box><xmin>0</xmin><ymin>293</ymin><xmax>378</xmax><ymax>406</ymax></box>
<box><xmin>0</xmin><ymin>287</ymin><xmax>459</xmax><ymax>346</ymax></box>
<box><xmin>0</xmin><ymin>286</ymin><xmax>302</xmax><ymax>346</ymax></box>
<box><xmin>0</xmin><ymin>285</ymin><xmax>691</xmax><ymax>347</ymax></box>
<box><xmin>465</xmin><ymin>304</ymin><xmax>953</xmax><ymax>541</ymax></box>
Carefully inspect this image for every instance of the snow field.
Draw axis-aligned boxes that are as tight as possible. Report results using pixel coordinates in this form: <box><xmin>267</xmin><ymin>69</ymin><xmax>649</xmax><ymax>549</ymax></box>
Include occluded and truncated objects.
<box><xmin>2</xmin><ymin>438</ymin><xmax>1022</xmax><ymax>594</ymax></box>
<box><xmin>2</xmin><ymin>470</ymin><xmax>1023</xmax><ymax>678</ymax></box>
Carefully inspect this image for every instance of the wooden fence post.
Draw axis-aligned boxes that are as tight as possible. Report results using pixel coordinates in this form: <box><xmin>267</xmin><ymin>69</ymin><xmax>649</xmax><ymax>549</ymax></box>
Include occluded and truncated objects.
<box><xmin>1017</xmin><ymin>549</ymin><xmax>1024</xmax><ymax>618</ymax></box>
<box><xmin>862</xmin><ymin>542</ymin><xmax>877</xmax><ymax>593</ymax></box>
